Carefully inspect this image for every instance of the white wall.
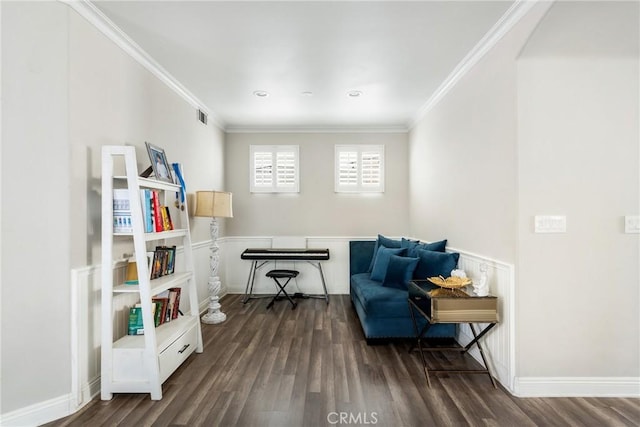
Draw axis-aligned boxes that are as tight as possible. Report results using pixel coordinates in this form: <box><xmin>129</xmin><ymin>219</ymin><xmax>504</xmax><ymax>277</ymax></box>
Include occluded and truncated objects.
<box><xmin>408</xmin><ymin>0</ymin><xmax>639</xmax><ymax>393</ymax></box>
<box><xmin>1</xmin><ymin>1</ymin><xmax>225</xmax><ymax>420</ymax></box>
<box><xmin>408</xmin><ymin>3</ymin><xmax>550</xmax><ymax>264</ymax></box>
<box><xmin>68</xmin><ymin>11</ymin><xmax>225</xmax><ymax>268</ymax></box>
<box><xmin>516</xmin><ymin>1</ymin><xmax>639</xmax><ymax>381</ymax></box>
<box><xmin>225</xmin><ymin>132</ymin><xmax>409</xmax><ymax>237</ymax></box>
<box><xmin>1</xmin><ymin>1</ymin><xmax>72</xmax><ymax>415</ymax></box>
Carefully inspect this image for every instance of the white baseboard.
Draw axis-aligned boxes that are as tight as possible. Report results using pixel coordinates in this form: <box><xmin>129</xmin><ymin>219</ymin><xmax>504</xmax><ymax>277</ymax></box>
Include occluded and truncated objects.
<box><xmin>513</xmin><ymin>377</ymin><xmax>640</xmax><ymax>397</ymax></box>
<box><xmin>0</xmin><ymin>393</ymin><xmax>74</xmax><ymax>427</ymax></box>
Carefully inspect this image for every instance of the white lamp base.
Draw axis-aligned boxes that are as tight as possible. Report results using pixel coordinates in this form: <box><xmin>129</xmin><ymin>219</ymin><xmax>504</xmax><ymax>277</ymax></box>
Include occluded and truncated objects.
<box><xmin>202</xmin><ymin>311</ymin><xmax>227</xmax><ymax>324</ymax></box>
<box><xmin>201</xmin><ymin>217</ymin><xmax>227</xmax><ymax>325</ymax></box>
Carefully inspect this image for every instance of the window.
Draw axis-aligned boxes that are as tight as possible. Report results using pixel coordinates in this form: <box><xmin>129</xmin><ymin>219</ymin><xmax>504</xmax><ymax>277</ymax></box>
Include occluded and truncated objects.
<box><xmin>335</xmin><ymin>145</ymin><xmax>384</xmax><ymax>193</ymax></box>
<box><xmin>250</xmin><ymin>145</ymin><xmax>299</xmax><ymax>193</ymax></box>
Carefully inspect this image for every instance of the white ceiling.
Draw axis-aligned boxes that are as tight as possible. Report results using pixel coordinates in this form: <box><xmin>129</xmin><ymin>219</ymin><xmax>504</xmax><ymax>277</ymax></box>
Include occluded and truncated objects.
<box><xmin>92</xmin><ymin>1</ymin><xmax>515</xmax><ymax>131</ymax></box>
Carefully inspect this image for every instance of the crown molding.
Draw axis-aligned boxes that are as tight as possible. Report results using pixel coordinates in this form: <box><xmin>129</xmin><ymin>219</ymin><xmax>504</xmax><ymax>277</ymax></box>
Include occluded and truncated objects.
<box><xmin>62</xmin><ymin>0</ymin><xmax>540</xmax><ymax>134</ymax></box>
<box><xmin>60</xmin><ymin>0</ymin><xmax>226</xmax><ymax>130</ymax></box>
<box><xmin>408</xmin><ymin>0</ymin><xmax>540</xmax><ymax>130</ymax></box>
<box><xmin>224</xmin><ymin>124</ymin><xmax>409</xmax><ymax>134</ymax></box>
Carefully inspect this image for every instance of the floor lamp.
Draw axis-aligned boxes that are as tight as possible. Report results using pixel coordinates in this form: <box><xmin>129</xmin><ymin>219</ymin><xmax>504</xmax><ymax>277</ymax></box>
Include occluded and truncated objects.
<box><xmin>194</xmin><ymin>191</ymin><xmax>233</xmax><ymax>324</ymax></box>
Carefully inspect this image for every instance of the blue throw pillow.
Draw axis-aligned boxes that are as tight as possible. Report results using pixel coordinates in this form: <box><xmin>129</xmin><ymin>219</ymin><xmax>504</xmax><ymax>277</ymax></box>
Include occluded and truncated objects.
<box><xmin>367</xmin><ymin>234</ymin><xmax>403</xmax><ymax>272</ymax></box>
<box><xmin>401</xmin><ymin>238</ymin><xmax>419</xmax><ymax>254</ymax></box>
<box><xmin>383</xmin><ymin>255</ymin><xmax>419</xmax><ymax>290</ymax></box>
<box><xmin>413</xmin><ymin>249</ymin><xmax>460</xmax><ymax>280</ymax></box>
<box><xmin>407</xmin><ymin>239</ymin><xmax>448</xmax><ymax>258</ymax></box>
<box><xmin>378</xmin><ymin>234</ymin><xmax>402</xmax><ymax>248</ymax></box>
<box><xmin>370</xmin><ymin>246</ymin><xmax>406</xmax><ymax>282</ymax></box>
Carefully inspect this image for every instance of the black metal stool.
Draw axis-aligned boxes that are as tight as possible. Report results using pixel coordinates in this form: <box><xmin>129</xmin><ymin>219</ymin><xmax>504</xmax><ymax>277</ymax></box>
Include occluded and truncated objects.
<box><xmin>265</xmin><ymin>269</ymin><xmax>299</xmax><ymax>310</ymax></box>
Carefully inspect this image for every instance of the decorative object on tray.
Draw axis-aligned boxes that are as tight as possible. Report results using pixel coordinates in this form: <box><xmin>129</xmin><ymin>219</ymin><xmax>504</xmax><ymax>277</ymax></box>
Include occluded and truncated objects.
<box><xmin>450</xmin><ymin>268</ymin><xmax>467</xmax><ymax>278</ymax></box>
<box><xmin>427</xmin><ymin>275</ymin><xmax>472</xmax><ymax>289</ymax></box>
<box><xmin>473</xmin><ymin>262</ymin><xmax>490</xmax><ymax>296</ymax></box>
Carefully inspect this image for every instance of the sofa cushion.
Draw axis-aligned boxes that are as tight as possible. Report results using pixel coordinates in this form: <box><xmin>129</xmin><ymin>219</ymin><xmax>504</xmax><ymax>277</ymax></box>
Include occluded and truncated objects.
<box><xmin>370</xmin><ymin>247</ymin><xmax>405</xmax><ymax>282</ymax></box>
<box><xmin>413</xmin><ymin>249</ymin><xmax>460</xmax><ymax>280</ymax></box>
<box><xmin>351</xmin><ymin>273</ymin><xmax>412</xmax><ymax>318</ymax></box>
<box><xmin>405</xmin><ymin>239</ymin><xmax>447</xmax><ymax>257</ymax></box>
<box><xmin>401</xmin><ymin>238</ymin><xmax>419</xmax><ymax>254</ymax></box>
<box><xmin>349</xmin><ymin>240</ymin><xmax>377</xmax><ymax>276</ymax></box>
<box><xmin>367</xmin><ymin>234</ymin><xmax>402</xmax><ymax>272</ymax></box>
<box><xmin>383</xmin><ymin>254</ymin><xmax>419</xmax><ymax>290</ymax></box>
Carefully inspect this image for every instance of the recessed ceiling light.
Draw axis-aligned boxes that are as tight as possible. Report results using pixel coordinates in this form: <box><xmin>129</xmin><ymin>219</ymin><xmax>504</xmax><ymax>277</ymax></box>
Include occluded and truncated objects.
<box><xmin>347</xmin><ymin>90</ymin><xmax>363</xmax><ymax>98</ymax></box>
<box><xmin>253</xmin><ymin>90</ymin><xmax>269</xmax><ymax>98</ymax></box>
<box><xmin>301</xmin><ymin>91</ymin><xmax>314</xmax><ymax>96</ymax></box>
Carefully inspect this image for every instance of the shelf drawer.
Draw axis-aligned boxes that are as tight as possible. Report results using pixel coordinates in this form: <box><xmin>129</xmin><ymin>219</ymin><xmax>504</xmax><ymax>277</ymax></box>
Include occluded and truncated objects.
<box><xmin>159</xmin><ymin>322</ymin><xmax>198</xmax><ymax>383</ymax></box>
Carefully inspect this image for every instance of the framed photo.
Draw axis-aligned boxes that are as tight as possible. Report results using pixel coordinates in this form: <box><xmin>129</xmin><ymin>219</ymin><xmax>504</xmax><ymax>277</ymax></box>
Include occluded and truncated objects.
<box><xmin>145</xmin><ymin>142</ymin><xmax>173</xmax><ymax>183</ymax></box>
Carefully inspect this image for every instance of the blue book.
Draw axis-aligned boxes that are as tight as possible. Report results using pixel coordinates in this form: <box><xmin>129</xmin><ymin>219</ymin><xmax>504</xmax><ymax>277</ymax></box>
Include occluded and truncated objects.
<box><xmin>140</xmin><ymin>189</ymin><xmax>153</xmax><ymax>232</ymax></box>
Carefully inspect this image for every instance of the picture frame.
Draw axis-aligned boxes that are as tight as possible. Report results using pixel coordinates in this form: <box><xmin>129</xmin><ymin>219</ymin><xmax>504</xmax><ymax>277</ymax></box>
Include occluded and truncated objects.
<box><xmin>145</xmin><ymin>142</ymin><xmax>173</xmax><ymax>183</ymax></box>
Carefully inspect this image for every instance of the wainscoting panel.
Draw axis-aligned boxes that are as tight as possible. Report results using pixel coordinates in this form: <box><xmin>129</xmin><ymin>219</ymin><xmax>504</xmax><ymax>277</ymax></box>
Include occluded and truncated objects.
<box><xmin>70</xmin><ymin>260</ymin><xmax>132</xmax><ymax>411</ymax></box>
<box><xmin>220</xmin><ymin>236</ymin><xmax>363</xmax><ymax>296</ymax></box>
<box><xmin>69</xmin><ymin>242</ymin><xmax>211</xmax><ymax>413</ymax></box>
<box><xmin>452</xmin><ymin>248</ymin><xmax>515</xmax><ymax>392</ymax></box>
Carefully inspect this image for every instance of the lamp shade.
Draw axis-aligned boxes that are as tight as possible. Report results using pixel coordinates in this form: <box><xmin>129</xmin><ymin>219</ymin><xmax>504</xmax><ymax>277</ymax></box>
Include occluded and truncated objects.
<box><xmin>194</xmin><ymin>191</ymin><xmax>233</xmax><ymax>218</ymax></box>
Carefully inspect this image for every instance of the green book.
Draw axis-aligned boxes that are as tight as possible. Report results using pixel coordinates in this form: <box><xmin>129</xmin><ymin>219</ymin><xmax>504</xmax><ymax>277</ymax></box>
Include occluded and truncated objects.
<box><xmin>127</xmin><ymin>307</ymin><xmax>144</xmax><ymax>335</ymax></box>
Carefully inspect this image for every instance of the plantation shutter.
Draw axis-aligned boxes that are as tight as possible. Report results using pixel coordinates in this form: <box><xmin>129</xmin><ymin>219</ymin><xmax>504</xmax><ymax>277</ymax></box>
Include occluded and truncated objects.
<box><xmin>276</xmin><ymin>151</ymin><xmax>297</xmax><ymax>187</ymax></box>
<box><xmin>337</xmin><ymin>151</ymin><xmax>358</xmax><ymax>186</ymax></box>
<box><xmin>361</xmin><ymin>151</ymin><xmax>381</xmax><ymax>187</ymax></box>
<box><xmin>253</xmin><ymin>151</ymin><xmax>273</xmax><ymax>188</ymax></box>
<box><xmin>335</xmin><ymin>145</ymin><xmax>384</xmax><ymax>193</ymax></box>
<box><xmin>250</xmin><ymin>145</ymin><xmax>299</xmax><ymax>193</ymax></box>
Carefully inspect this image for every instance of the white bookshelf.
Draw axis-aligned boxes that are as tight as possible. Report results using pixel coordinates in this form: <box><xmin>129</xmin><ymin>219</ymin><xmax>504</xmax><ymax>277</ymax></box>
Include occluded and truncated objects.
<box><xmin>101</xmin><ymin>145</ymin><xmax>203</xmax><ymax>400</ymax></box>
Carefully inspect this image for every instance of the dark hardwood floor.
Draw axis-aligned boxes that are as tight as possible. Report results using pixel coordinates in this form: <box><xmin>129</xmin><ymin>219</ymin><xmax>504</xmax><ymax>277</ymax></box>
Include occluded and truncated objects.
<box><xmin>47</xmin><ymin>294</ymin><xmax>639</xmax><ymax>427</ymax></box>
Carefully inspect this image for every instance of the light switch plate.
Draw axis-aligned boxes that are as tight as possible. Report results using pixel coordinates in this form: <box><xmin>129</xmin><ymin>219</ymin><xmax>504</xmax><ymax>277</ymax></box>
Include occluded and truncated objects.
<box><xmin>534</xmin><ymin>215</ymin><xmax>566</xmax><ymax>233</ymax></box>
<box><xmin>624</xmin><ymin>215</ymin><xmax>640</xmax><ymax>233</ymax></box>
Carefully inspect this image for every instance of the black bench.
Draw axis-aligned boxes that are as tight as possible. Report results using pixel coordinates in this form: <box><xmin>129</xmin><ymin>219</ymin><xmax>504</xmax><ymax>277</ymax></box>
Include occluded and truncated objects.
<box><xmin>265</xmin><ymin>269</ymin><xmax>299</xmax><ymax>310</ymax></box>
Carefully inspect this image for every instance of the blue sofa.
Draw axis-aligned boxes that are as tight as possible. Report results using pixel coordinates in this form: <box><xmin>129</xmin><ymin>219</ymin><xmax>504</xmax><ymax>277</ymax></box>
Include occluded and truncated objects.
<box><xmin>349</xmin><ymin>237</ymin><xmax>457</xmax><ymax>343</ymax></box>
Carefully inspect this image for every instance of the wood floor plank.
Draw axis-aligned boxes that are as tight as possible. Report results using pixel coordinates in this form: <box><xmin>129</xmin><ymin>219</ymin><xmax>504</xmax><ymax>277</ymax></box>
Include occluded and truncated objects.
<box><xmin>45</xmin><ymin>295</ymin><xmax>640</xmax><ymax>427</ymax></box>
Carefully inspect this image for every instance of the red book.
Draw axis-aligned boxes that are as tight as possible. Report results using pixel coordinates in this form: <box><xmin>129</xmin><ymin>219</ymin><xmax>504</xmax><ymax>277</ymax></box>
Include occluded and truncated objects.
<box><xmin>151</xmin><ymin>190</ymin><xmax>162</xmax><ymax>232</ymax></box>
<box><xmin>169</xmin><ymin>287</ymin><xmax>181</xmax><ymax>320</ymax></box>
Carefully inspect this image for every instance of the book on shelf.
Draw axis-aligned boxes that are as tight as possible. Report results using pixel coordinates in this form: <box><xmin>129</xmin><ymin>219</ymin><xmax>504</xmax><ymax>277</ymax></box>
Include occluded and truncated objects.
<box><xmin>113</xmin><ymin>214</ymin><xmax>133</xmax><ymax>233</ymax></box>
<box><xmin>166</xmin><ymin>207</ymin><xmax>174</xmax><ymax>230</ymax></box>
<box><xmin>164</xmin><ymin>245</ymin><xmax>176</xmax><ymax>274</ymax></box>
<box><xmin>113</xmin><ymin>189</ymin><xmax>131</xmax><ymax>211</ymax></box>
<box><xmin>150</xmin><ymin>250</ymin><xmax>162</xmax><ymax>279</ymax></box>
<box><xmin>128</xmin><ymin>302</ymin><xmax>160</xmax><ymax>335</ymax></box>
<box><xmin>169</xmin><ymin>287</ymin><xmax>182</xmax><ymax>320</ymax></box>
<box><xmin>124</xmin><ymin>253</ymin><xmax>154</xmax><ymax>285</ymax></box>
<box><xmin>161</xmin><ymin>206</ymin><xmax>174</xmax><ymax>231</ymax></box>
<box><xmin>125</xmin><ymin>291</ymin><xmax>182</xmax><ymax>335</ymax></box>
<box><xmin>113</xmin><ymin>189</ymin><xmax>133</xmax><ymax>233</ymax></box>
<box><xmin>156</xmin><ymin>290</ymin><xmax>173</xmax><ymax>323</ymax></box>
<box><xmin>152</xmin><ymin>297</ymin><xmax>169</xmax><ymax>326</ymax></box>
<box><xmin>151</xmin><ymin>190</ymin><xmax>163</xmax><ymax>232</ymax></box>
<box><xmin>125</xmin><ymin>260</ymin><xmax>138</xmax><ymax>284</ymax></box>
<box><xmin>149</xmin><ymin>245</ymin><xmax>176</xmax><ymax>279</ymax></box>
<box><xmin>127</xmin><ymin>306</ymin><xmax>144</xmax><ymax>335</ymax></box>
<box><xmin>139</xmin><ymin>189</ymin><xmax>153</xmax><ymax>233</ymax></box>
<box><xmin>130</xmin><ymin>189</ymin><xmax>174</xmax><ymax>233</ymax></box>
